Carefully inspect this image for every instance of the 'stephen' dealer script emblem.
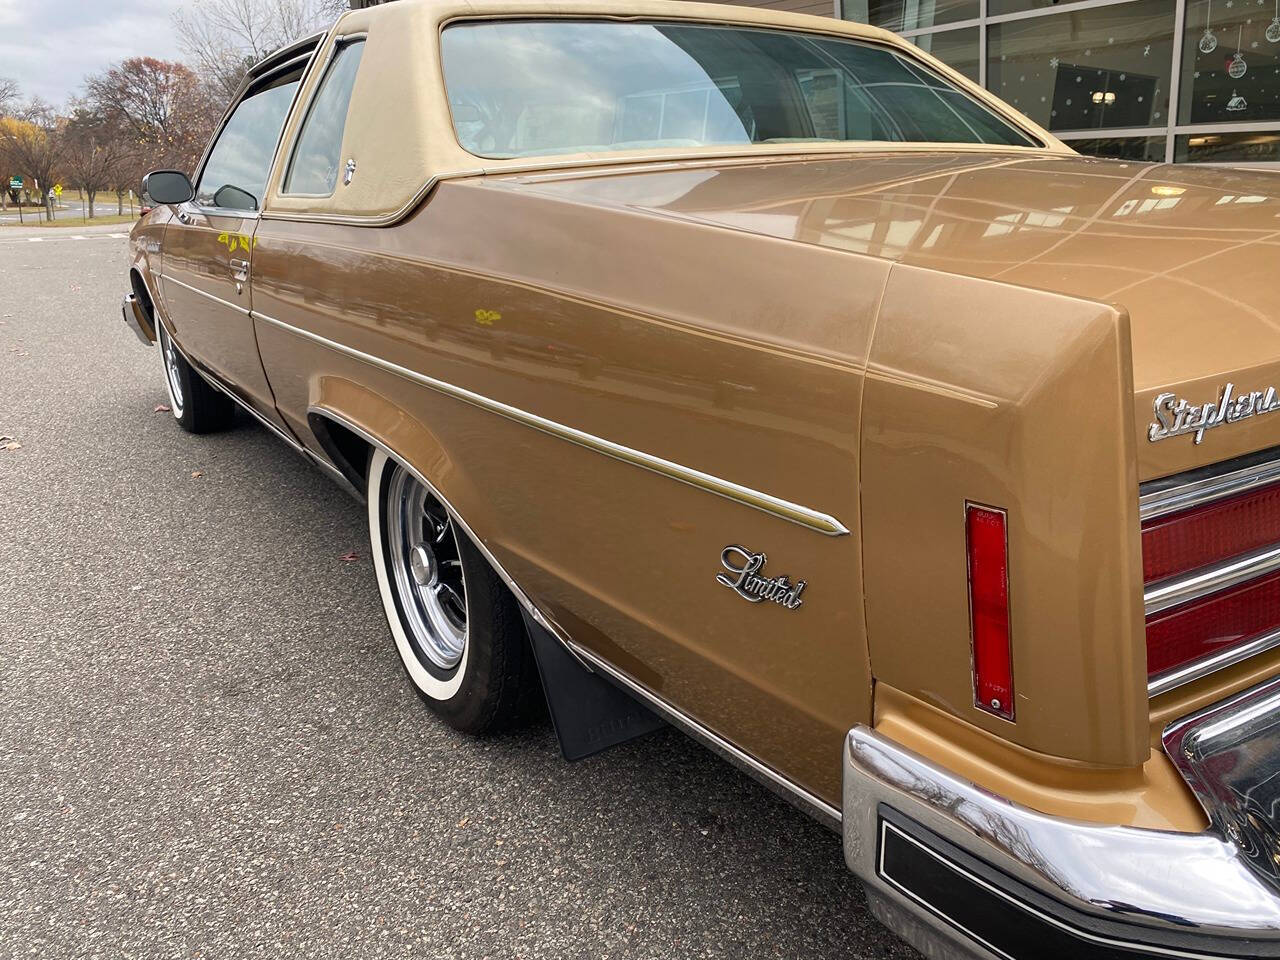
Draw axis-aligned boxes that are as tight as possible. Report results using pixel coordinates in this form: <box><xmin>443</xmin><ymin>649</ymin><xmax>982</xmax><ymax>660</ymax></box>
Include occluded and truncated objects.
<box><xmin>716</xmin><ymin>546</ymin><xmax>806</xmax><ymax>609</ymax></box>
<box><xmin>1149</xmin><ymin>382</ymin><xmax>1280</xmax><ymax>445</ymax></box>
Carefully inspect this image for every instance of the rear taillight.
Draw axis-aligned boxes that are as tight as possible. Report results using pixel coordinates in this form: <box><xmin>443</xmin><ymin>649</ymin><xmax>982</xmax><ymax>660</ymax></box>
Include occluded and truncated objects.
<box><xmin>1142</xmin><ymin>476</ymin><xmax>1280</xmax><ymax>688</ymax></box>
<box><xmin>1142</xmin><ymin>482</ymin><xmax>1280</xmax><ymax>582</ymax></box>
<box><xmin>967</xmin><ymin>503</ymin><xmax>1014</xmax><ymax>721</ymax></box>
<box><xmin>1145</xmin><ymin>569</ymin><xmax>1280</xmax><ymax>676</ymax></box>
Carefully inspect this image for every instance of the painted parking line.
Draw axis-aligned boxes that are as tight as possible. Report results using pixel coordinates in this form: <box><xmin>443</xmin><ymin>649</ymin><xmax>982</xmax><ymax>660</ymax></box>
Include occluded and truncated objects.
<box><xmin>0</xmin><ymin>233</ymin><xmax>129</xmax><ymax>246</ymax></box>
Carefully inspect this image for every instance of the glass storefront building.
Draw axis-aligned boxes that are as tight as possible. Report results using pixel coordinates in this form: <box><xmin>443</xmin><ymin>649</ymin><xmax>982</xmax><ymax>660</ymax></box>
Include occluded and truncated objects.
<box><xmin>839</xmin><ymin>0</ymin><xmax>1280</xmax><ymax>163</ymax></box>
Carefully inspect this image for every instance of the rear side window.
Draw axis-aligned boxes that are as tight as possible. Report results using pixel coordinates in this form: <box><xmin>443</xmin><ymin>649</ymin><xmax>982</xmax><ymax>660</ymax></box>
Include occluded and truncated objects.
<box><xmin>284</xmin><ymin>40</ymin><xmax>365</xmax><ymax>195</ymax></box>
<box><xmin>195</xmin><ymin>69</ymin><xmax>301</xmax><ymax>211</ymax></box>
<box><xmin>441</xmin><ymin>20</ymin><xmax>1037</xmax><ymax>159</ymax></box>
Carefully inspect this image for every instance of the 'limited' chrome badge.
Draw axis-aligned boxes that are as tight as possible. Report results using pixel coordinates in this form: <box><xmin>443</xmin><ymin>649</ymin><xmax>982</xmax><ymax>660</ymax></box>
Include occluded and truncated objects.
<box><xmin>716</xmin><ymin>546</ymin><xmax>806</xmax><ymax>609</ymax></box>
<box><xmin>1148</xmin><ymin>382</ymin><xmax>1280</xmax><ymax>444</ymax></box>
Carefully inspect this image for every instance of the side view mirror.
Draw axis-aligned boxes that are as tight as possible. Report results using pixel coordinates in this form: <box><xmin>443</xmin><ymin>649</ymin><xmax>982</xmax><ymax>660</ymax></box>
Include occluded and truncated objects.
<box><xmin>212</xmin><ymin>183</ymin><xmax>258</xmax><ymax>212</ymax></box>
<box><xmin>142</xmin><ymin>169</ymin><xmax>194</xmax><ymax>206</ymax></box>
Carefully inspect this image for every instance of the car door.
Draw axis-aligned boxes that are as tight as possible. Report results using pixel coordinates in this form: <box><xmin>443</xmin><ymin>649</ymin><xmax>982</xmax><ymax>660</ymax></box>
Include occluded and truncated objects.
<box><xmin>159</xmin><ymin>58</ymin><xmax>308</xmax><ymax>427</ymax></box>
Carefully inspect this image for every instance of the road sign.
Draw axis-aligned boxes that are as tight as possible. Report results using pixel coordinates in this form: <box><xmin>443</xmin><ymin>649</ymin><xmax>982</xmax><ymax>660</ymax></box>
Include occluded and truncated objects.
<box><xmin>53</xmin><ymin>184</ymin><xmax>62</xmax><ymax>197</ymax></box>
<box><xmin>8</xmin><ymin>176</ymin><xmax>21</xmax><ymax>190</ymax></box>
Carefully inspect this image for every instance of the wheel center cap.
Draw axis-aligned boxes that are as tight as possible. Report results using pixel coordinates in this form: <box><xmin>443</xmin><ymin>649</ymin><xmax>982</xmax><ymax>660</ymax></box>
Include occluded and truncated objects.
<box><xmin>409</xmin><ymin>544</ymin><xmax>436</xmax><ymax>586</ymax></box>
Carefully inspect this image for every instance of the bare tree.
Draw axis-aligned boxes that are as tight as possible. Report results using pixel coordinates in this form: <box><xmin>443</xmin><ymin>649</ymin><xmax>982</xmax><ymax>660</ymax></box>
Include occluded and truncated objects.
<box><xmin>174</xmin><ymin>0</ymin><xmax>346</xmax><ymax>101</ymax></box>
<box><xmin>0</xmin><ymin>78</ymin><xmax>18</xmax><ymax>115</ymax></box>
<box><xmin>85</xmin><ymin>58</ymin><xmax>217</xmax><ymax>176</ymax></box>
<box><xmin>61</xmin><ymin>105</ymin><xmax>133</xmax><ymax>219</ymax></box>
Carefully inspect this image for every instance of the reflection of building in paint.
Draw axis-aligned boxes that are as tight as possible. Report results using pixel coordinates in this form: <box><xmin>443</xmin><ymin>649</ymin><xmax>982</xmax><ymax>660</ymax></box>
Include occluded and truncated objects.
<box><xmin>350</xmin><ymin>0</ymin><xmax>1280</xmax><ymax>164</ymax></box>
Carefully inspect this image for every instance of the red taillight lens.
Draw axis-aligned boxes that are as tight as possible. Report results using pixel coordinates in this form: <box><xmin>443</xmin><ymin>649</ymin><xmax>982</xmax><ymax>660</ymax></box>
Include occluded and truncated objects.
<box><xmin>1142</xmin><ymin>476</ymin><xmax>1280</xmax><ymax>683</ymax></box>
<box><xmin>1145</xmin><ymin>569</ymin><xmax>1280</xmax><ymax>676</ymax></box>
<box><xmin>1142</xmin><ymin>481</ymin><xmax>1280</xmax><ymax>583</ymax></box>
<box><xmin>967</xmin><ymin>503</ymin><xmax>1014</xmax><ymax>720</ymax></box>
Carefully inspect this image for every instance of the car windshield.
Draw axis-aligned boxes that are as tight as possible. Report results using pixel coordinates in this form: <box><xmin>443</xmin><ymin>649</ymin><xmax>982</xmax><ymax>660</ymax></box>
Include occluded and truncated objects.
<box><xmin>440</xmin><ymin>20</ymin><xmax>1038</xmax><ymax>158</ymax></box>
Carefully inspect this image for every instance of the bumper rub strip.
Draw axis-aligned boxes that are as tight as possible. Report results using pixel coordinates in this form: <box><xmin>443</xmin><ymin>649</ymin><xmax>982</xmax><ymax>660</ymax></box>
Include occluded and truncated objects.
<box><xmin>877</xmin><ymin>813</ymin><xmax>1275</xmax><ymax>960</ymax></box>
<box><xmin>844</xmin><ymin>726</ymin><xmax>1280</xmax><ymax>959</ymax></box>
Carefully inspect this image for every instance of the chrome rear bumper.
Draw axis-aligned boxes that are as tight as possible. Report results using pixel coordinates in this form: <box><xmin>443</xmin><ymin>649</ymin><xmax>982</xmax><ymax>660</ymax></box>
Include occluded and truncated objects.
<box><xmin>121</xmin><ymin>293</ymin><xmax>154</xmax><ymax>346</ymax></box>
<box><xmin>844</xmin><ymin>714</ymin><xmax>1280</xmax><ymax>959</ymax></box>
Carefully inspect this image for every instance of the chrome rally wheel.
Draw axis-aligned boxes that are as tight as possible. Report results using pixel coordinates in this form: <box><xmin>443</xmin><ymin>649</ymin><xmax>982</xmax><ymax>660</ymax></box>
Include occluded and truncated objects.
<box><xmin>153</xmin><ymin>319</ymin><xmax>234</xmax><ymax>434</ymax></box>
<box><xmin>367</xmin><ymin>448</ymin><xmax>539</xmax><ymax>732</ymax></box>
<box><xmin>158</xmin><ymin>321</ymin><xmax>186</xmax><ymax>419</ymax></box>
<box><xmin>385</xmin><ymin>462</ymin><xmax>469</xmax><ymax>676</ymax></box>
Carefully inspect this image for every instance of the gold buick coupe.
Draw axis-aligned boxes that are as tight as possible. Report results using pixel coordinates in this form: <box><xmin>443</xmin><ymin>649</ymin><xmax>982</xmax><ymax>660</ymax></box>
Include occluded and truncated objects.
<box><xmin>122</xmin><ymin>0</ymin><xmax>1280</xmax><ymax>957</ymax></box>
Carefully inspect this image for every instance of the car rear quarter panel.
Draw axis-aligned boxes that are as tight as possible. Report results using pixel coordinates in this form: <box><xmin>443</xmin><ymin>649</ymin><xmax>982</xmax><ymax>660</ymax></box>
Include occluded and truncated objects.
<box><xmin>250</xmin><ymin>180</ymin><xmax>891</xmax><ymax>805</ymax></box>
<box><xmin>861</xmin><ymin>265</ymin><xmax>1149</xmax><ymax>768</ymax></box>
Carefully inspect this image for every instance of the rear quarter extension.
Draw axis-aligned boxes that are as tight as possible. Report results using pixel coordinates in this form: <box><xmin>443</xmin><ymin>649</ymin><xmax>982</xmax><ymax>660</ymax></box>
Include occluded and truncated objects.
<box><xmin>859</xmin><ymin>265</ymin><xmax>1147</xmax><ymax>768</ymax></box>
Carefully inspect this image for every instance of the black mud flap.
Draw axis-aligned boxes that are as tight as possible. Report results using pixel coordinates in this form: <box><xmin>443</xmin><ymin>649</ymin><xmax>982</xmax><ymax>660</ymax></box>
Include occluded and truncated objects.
<box><xmin>521</xmin><ymin>610</ymin><xmax>665</xmax><ymax>762</ymax></box>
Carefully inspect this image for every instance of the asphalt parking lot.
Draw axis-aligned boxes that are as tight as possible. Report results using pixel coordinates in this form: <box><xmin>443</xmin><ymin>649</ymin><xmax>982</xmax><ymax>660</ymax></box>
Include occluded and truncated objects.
<box><xmin>0</xmin><ymin>235</ymin><xmax>918</xmax><ymax>960</ymax></box>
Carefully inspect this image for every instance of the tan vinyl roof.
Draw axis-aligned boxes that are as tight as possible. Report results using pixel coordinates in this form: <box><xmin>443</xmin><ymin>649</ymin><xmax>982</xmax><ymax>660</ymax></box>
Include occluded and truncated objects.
<box><xmin>262</xmin><ymin>0</ymin><xmax>1067</xmax><ymax>225</ymax></box>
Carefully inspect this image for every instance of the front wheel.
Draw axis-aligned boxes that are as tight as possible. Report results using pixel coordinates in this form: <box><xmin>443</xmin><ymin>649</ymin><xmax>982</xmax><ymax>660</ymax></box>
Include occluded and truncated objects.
<box><xmin>366</xmin><ymin>449</ymin><xmax>537</xmax><ymax>733</ymax></box>
<box><xmin>156</xmin><ymin>321</ymin><xmax>234</xmax><ymax>434</ymax></box>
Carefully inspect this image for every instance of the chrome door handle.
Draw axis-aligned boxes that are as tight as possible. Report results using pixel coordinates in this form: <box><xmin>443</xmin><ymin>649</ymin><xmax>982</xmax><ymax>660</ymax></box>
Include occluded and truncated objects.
<box><xmin>229</xmin><ymin>258</ymin><xmax>249</xmax><ymax>283</ymax></box>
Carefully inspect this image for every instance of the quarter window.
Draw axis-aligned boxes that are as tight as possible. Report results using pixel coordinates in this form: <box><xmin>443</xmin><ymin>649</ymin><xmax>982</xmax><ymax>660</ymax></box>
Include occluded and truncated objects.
<box><xmin>284</xmin><ymin>40</ymin><xmax>366</xmax><ymax>195</ymax></box>
<box><xmin>195</xmin><ymin>69</ymin><xmax>302</xmax><ymax>212</ymax></box>
<box><xmin>440</xmin><ymin>20</ymin><xmax>1037</xmax><ymax>159</ymax></box>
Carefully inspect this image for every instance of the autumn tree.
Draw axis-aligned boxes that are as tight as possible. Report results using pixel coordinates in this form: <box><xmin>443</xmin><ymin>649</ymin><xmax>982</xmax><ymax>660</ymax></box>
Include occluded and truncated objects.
<box><xmin>0</xmin><ymin>113</ymin><xmax>66</xmax><ymax>221</ymax></box>
<box><xmin>61</xmin><ymin>106</ymin><xmax>134</xmax><ymax>219</ymax></box>
<box><xmin>174</xmin><ymin>0</ymin><xmax>346</xmax><ymax>101</ymax></box>
<box><xmin>85</xmin><ymin>58</ymin><xmax>216</xmax><ymax>177</ymax></box>
<box><xmin>0</xmin><ymin>79</ymin><xmax>15</xmax><ymax>210</ymax></box>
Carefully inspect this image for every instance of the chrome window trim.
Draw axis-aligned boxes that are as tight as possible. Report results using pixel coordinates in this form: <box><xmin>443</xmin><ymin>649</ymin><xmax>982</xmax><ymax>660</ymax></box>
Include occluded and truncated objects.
<box><xmin>181</xmin><ymin>201</ymin><xmax>262</xmax><ymax>221</ymax></box>
<box><xmin>251</xmin><ymin>309</ymin><xmax>851</xmax><ymax>536</ymax></box>
<box><xmin>277</xmin><ymin>33</ymin><xmax>368</xmax><ymax>200</ymax></box>
<box><xmin>306</xmin><ymin>406</ymin><xmax>841</xmax><ymax>829</ymax></box>
<box><xmin>159</xmin><ymin>273</ymin><xmax>251</xmax><ymax>317</ymax></box>
<box><xmin>190</xmin><ymin>45</ymin><xmax>320</xmax><ymax>217</ymax></box>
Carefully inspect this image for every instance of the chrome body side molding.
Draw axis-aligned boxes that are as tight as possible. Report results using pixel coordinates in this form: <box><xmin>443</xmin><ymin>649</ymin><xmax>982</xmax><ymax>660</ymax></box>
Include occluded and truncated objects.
<box><xmin>568</xmin><ymin>641</ymin><xmax>841</xmax><ymax>831</ymax></box>
<box><xmin>160</xmin><ymin>274</ymin><xmax>252</xmax><ymax>316</ymax></box>
<box><xmin>253</xmin><ymin>310</ymin><xmax>850</xmax><ymax>536</ymax></box>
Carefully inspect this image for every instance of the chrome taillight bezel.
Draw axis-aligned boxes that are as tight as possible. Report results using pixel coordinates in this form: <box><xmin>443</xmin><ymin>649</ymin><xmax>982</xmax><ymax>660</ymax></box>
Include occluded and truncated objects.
<box><xmin>1142</xmin><ymin>445</ymin><xmax>1280</xmax><ymax>697</ymax></box>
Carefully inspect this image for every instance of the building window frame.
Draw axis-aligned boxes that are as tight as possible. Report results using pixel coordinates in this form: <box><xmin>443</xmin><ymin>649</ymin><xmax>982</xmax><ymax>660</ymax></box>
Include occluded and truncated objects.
<box><xmin>847</xmin><ymin>0</ymin><xmax>1280</xmax><ymax>164</ymax></box>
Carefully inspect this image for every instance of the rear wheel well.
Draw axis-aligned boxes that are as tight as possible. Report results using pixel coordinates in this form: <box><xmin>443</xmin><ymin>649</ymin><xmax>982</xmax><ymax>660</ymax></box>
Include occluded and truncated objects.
<box><xmin>129</xmin><ymin>269</ymin><xmax>155</xmax><ymax>322</ymax></box>
<box><xmin>308</xmin><ymin>412</ymin><xmax>373</xmax><ymax>491</ymax></box>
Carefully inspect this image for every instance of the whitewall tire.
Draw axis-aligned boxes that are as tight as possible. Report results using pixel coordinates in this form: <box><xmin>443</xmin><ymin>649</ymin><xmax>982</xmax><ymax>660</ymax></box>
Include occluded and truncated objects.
<box><xmin>366</xmin><ymin>449</ymin><xmax>539</xmax><ymax>733</ymax></box>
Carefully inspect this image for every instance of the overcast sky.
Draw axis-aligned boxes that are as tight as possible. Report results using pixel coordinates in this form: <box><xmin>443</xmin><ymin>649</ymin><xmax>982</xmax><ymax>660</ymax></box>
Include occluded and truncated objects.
<box><xmin>0</xmin><ymin>0</ymin><xmax>187</xmax><ymax>106</ymax></box>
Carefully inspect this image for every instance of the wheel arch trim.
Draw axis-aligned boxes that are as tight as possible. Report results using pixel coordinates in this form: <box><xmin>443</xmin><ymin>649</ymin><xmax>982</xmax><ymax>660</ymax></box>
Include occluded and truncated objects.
<box><xmin>305</xmin><ymin>403</ymin><xmax>582</xmax><ymax>661</ymax></box>
<box><xmin>307</xmin><ymin>401</ymin><xmax>844</xmax><ymax>830</ymax></box>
